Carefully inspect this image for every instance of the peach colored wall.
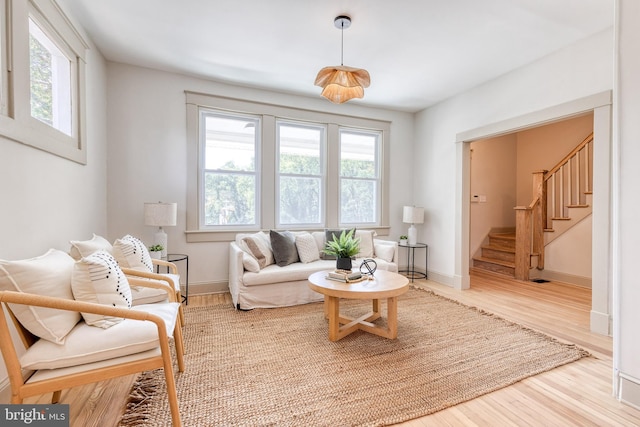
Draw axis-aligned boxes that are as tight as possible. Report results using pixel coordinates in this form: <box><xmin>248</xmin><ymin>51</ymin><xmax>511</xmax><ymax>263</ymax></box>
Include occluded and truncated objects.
<box><xmin>515</xmin><ymin>113</ymin><xmax>594</xmax><ymax>206</ymax></box>
<box><xmin>469</xmin><ymin>134</ymin><xmax>517</xmax><ymax>257</ymax></box>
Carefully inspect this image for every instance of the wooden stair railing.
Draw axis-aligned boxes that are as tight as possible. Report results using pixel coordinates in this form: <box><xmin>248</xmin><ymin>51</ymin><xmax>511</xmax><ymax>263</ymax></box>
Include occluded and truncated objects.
<box><xmin>514</xmin><ymin>132</ymin><xmax>593</xmax><ymax>281</ymax></box>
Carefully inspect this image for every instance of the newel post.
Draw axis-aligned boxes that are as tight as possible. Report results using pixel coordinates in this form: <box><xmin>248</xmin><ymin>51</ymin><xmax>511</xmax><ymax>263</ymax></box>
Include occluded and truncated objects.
<box><xmin>514</xmin><ymin>206</ymin><xmax>531</xmax><ymax>281</ymax></box>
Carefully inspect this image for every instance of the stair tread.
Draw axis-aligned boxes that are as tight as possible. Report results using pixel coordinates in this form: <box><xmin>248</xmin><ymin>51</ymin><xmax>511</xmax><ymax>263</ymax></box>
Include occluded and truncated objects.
<box><xmin>482</xmin><ymin>244</ymin><xmax>515</xmax><ymax>253</ymax></box>
<box><xmin>551</xmin><ymin>217</ymin><xmax>571</xmax><ymax>221</ymax></box>
<box><xmin>473</xmin><ymin>256</ymin><xmax>515</xmax><ymax>268</ymax></box>
<box><xmin>566</xmin><ymin>204</ymin><xmax>589</xmax><ymax>208</ymax></box>
<box><xmin>488</xmin><ymin>232</ymin><xmax>516</xmax><ymax>239</ymax></box>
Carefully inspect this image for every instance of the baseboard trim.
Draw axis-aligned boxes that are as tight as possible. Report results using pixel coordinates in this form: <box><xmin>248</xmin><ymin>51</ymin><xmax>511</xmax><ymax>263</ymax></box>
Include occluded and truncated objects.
<box><xmin>0</xmin><ymin>376</ymin><xmax>11</xmax><ymax>404</ymax></box>
<box><xmin>590</xmin><ymin>309</ymin><xmax>612</xmax><ymax>336</ymax></box>
<box><xmin>618</xmin><ymin>373</ymin><xmax>640</xmax><ymax>410</ymax></box>
<box><xmin>188</xmin><ymin>281</ymin><xmax>228</xmax><ymax>295</ymax></box>
<box><xmin>538</xmin><ymin>270</ymin><xmax>592</xmax><ymax>288</ymax></box>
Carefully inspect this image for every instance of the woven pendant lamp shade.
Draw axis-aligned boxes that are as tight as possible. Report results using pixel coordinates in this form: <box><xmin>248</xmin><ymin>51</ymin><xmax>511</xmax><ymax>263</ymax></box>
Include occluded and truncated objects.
<box><xmin>315</xmin><ymin>15</ymin><xmax>370</xmax><ymax>104</ymax></box>
<box><xmin>315</xmin><ymin>66</ymin><xmax>370</xmax><ymax>104</ymax></box>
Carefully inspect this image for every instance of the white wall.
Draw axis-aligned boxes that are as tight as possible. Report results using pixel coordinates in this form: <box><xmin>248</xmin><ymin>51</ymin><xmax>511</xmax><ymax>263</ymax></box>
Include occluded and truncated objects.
<box><xmin>106</xmin><ymin>63</ymin><xmax>415</xmax><ymax>293</ymax></box>
<box><xmin>614</xmin><ymin>0</ymin><xmax>640</xmax><ymax>408</ymax></box>
<box><xmin>414</xmin><ymin>28</ymin><xmax>613</xmax><ymax>286</ymax></box>
<box><xmin>0</xmin><ymin>5</ymin><xmax>108</xmax><ymax>401</ymax></box>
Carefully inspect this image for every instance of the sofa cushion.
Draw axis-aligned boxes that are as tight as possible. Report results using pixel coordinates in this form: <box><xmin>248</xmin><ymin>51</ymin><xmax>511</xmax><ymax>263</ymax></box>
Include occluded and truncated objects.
<box><xmin>112</xmin><ymin>235</ymin><xmax>153</xmax><ymax>273</ymax></box>
<box><xmin>72</xmin><ymin>251</ymin><xmax>132</xmax><ymax>328</ymax></box>
<box><xmin>243</xmin><ymin>260</ymin><xmax>336</xmax><ymax>286</ymax></box>
<box><xmin>295</xmin><ymin>232</ymin><xmax>320</xmax><ymax>263</ymax></box>
<box><xmin>0</xmin><ymin>249</ymin><xmax>81</xmax><ymax>344</ymax></box>
<box><xmin>270</xmin><ymin>230</ymin><xmax>299</xmax><ymax>267</ymax></box>
<box><xmin>237</xmin><ymin>232</ymin><xmax>274</xmax><ymax>269</ymax></box>
<box><xmin>69</xmin><ymin>234</ymin><xmax>113</xmax><ymax>260</ymax></box>
<box><xmin>242</xmin><ymin>252</ymin><xmax>260</xmax><ymax>273</ymax></box>
<box><xmin>355</xmin><ymin>230</ymin><xmax>375</xmax><ymax>258</ymax></box>
<box><xmin>20</xmin><ymin>302</ymin><xmax>180</xmax><ymax>370</ymax></box>
<box><xmin>374</xmin><ymin>242</ymin><xmax>395</xmax><ymax>263</ymax></box>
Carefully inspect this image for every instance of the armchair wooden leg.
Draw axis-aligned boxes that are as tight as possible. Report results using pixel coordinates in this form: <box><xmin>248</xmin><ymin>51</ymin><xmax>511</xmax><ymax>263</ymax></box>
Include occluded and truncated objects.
<box><xmin>52</xmin><ymin>390</ymin><xmax>62</xmax><ymax>403</ymax></box>
<box><xmin>160</xmin><ymin>340</ymin><xmax>181</xmax><ymax>426</ymax></box>
<box><xmin>173</xmin><ymin>322</ymin><xmax>185</xmax><ymax>373</ymax></box>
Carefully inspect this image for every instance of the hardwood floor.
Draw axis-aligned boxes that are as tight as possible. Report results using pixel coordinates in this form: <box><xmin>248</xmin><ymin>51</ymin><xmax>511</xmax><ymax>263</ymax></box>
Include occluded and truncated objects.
<box><xmin>26</xmin><ymin>270</ymin><xmax>640</xmax><ymax>426</ymax></box>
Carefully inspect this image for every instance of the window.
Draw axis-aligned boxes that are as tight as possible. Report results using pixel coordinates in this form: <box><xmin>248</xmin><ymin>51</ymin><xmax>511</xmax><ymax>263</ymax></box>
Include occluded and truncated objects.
<box><xmin>340</xmin><ymin>129</ymin><xmax>381</xmax><ymax>224</ymax></box>
<box><xmin>0</xmin><ymin>0</ymin><xmax>88</xmax><ymax>164</ymax></box>
<box><xmin>277</xmin><ymin>121</ymin><xmax>325</xmax><ymax>227</ymax></box>
<box><xmin>185</xmin><ymin>92</ymin><xmax>391</xmax><ymax>242</ymax></box>
<box><xmin>29</xmin><ymin>16</ymin><xmax>73</xmax><ymax>136</ymax></box>
<box><xmin>201</xmin><ymin>111</ymin><xmax>259</xmax><ymax>229</ymax></box>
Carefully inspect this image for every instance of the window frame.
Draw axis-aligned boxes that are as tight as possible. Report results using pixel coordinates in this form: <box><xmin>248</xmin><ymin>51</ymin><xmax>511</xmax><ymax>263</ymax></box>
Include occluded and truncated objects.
<box><xmin>0</xmin><ymin>0</ymin><xmax>88</xmax><ymax>164</ymax></box>
<box><xmin>275</xmin><ymin>119</ymin><xmax>327</xmax><ymax>229</ymax></box>
<box><xmin>338</xmin><ymin>127</ymin><xmax>382</xmax><ymax>226</ymax></box>
<box><xmin>198</xmin><ymin>108</ymin><xmax>261</xmax><ymax>231</ymax></box>
<box><xmin>185</xmin><ymin>91</ymin><xmax>391</xmax><ymax>243</ymax></box>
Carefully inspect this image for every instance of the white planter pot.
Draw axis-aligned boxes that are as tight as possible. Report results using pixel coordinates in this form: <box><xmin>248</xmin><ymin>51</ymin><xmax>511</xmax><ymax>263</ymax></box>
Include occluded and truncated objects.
<box><xmin>150</xmin><ymin>251</ymin><xmax>162</xmax><ymax>260</ymax></box>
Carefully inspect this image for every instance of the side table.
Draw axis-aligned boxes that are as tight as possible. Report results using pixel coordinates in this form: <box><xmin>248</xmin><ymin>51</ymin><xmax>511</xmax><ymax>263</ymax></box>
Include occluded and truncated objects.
<box><xmin>398</xmin><ymin>243</ymin><xmax>428</xmax><ymax>282</ymax></box>
<box><xmin>158</xmin><ymin>254</ymin><xmax>189</xmax><ymax>304</ymax></box>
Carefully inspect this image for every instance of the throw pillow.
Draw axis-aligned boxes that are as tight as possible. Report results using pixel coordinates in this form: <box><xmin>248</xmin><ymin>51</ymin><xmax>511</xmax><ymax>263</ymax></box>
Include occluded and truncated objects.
<box><xmin>0</xmin><ymin>249</ymin><xmax>81</xmax><ymax>344</ymax></box>
<box><xmin>355</xmin><ymin>230</ymin><xmax>375</xmax><ymax>258</ymax></box>
<box><xmin>238</xmin><ymin>232</ymin><xmax>274</xmax><ymax>269</ymax></box>
<box><xmin>295</xmin><ymin>232</ymin><xmax>320</xmax><ymax>264</ymax></box>
<box><xmin>322</xmin><ymin>228</ymin><xmax>356</xmax><ymax>260</ymax></box>
<box><xmin>374</xmin><ymin>242</ymin><xmax>395</xmax><ymax>263</ymax></box>
<box><xmin>112</xmin><ymin>235</ymin><xmax>153</xmax><ymax>273</ymax></box>
<box><xmin>72</xmin><ymin>251</ymin><xmax>132</xmax><ymax>328</ymax></box>
<box><xmin>242</xmin><ymin>252</ymin><xmax>260</xmax><ymax>273</ymax></box>
<box><xmin>270</xmin><ymin>230</ymin><xmax>300</xmax><ymax>267</ymax></box>
<box><xmin>69</xmin><ymin>234</ymin><xmax>113</xmax><ymax>260</ymax></box>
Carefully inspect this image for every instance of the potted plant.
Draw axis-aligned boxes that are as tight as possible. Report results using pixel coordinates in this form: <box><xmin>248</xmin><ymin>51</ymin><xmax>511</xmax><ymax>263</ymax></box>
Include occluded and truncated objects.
<box><xmin>149</xmin><ymin>244</ymin><xmax>164</xmax><ymax>259</ymax></box>
<box><xmin>399</xmin><ymin>235</ymin><xmax>408</xmax><ymax>245</ymax></box>
<box><xmin>323</xmin><ymin>230</ymin><xmax>360</xmax><ymax>271</ymax></box>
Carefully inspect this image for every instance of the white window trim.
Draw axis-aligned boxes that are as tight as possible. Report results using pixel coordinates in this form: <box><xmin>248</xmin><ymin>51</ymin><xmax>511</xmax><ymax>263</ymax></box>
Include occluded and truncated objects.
<box><xmin>185</xmin><ymin>91</ymin><xmax>391</xmax><ymax>243</ymax></box>
<box><xmin>0</xmin><ymin>0</ymin><xmax>88</xmax><ymax>164</ymax></box>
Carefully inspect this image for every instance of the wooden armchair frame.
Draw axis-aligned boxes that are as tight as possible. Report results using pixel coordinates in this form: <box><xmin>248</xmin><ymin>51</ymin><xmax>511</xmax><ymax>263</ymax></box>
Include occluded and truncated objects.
<box><xmin>123</xmin><ymin>259</ymin><xmax>185</xmax><ymax>325</ymax></box>
<box><xmin>0</xmin><ymin>282</ymin><xmax>185</xmax><ymax>426</ymax></box>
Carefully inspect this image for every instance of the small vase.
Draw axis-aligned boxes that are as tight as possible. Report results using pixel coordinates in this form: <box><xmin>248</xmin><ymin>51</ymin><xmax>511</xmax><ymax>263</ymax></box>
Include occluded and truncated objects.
<box><xmin>336</xmin><ymin>257</ymin><xmax>352</xmax><ymax>271</ymax></box>
<box><xmin>150</xmin><ymin>251</ymin><xmax>161</xmax><ymax>260</ymax></box>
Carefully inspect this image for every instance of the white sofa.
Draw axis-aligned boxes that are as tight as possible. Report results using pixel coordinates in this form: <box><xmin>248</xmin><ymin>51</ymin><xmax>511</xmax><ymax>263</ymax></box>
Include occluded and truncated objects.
<box><xmin>229</xmin><ymin>230</ymin><xmax>398</xmax><ymax>310</ymax></box>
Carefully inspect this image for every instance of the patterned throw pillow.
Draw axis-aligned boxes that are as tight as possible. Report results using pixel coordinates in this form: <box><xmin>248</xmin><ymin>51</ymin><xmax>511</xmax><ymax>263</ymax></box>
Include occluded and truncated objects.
<box><xmin>0</xmin><ymin>249</ymin><xmax>81</xmax><ymax>344</ymax></box>
<box><xmin>295</xmin><ymin>232</ymin><xmax>320</xmax><ymax>263</ymax></box>
<box><xmin>112</xmin><ymin>235</ymin><xmax>153</xmax><ymax>272</ymax></box>
<box><xmin>72</xmin><ymin>251</ymin><xmax>132</xmax><ymax>328</ymax></box>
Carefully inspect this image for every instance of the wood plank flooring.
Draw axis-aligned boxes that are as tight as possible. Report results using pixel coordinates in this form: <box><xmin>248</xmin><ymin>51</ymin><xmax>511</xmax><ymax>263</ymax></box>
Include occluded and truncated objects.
<box><xmin>26</xmin><ymin>270</ymin><xmax>640</xmax><ymax>426</ymax></box>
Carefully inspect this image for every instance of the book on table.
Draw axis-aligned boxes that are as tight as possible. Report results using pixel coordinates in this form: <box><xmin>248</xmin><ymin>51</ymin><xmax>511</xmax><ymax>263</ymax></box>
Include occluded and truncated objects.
<box><xmin>326</xmin><ymin>270</ymin><xmax>362</xmax><ymax>282</ymax></box>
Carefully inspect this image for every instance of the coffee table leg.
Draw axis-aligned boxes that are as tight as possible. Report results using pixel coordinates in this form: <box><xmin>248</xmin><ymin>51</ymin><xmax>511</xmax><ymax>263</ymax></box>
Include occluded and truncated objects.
<box><xmin>327</xmin><ymin>296</ymin><xmax>340</xmax><ymax>341</ymax></box>
<box><xmin>387</xmin><ymin>296</ymin><xmax>398</xmax><ymax>339</ymax></box>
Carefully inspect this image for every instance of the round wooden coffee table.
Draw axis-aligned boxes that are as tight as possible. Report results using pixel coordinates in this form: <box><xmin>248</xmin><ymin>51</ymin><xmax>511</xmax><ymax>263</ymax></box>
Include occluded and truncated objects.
<box><xmin>308</xmin><ymin>270</ymin><xmax>409</xmax><ymax>341</ymax></box>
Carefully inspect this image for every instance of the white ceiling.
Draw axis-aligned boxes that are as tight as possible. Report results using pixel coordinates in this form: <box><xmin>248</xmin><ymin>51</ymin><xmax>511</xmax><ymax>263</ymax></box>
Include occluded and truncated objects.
<box><xmin>59</xmin><ymin>0</ymin><xmax>613</xmax><ymax>112</ymax></box>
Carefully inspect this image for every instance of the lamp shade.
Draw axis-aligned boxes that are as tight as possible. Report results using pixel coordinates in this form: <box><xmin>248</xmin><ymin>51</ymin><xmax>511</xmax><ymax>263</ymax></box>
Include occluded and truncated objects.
<box><xmin>314</xmin><ymin>66</ymin><xmax>371</xmax><ymax>104</ymax></box>
<box><xmin>403</xmin><ymin>206</ymin><xmax>424</xmax><ymax>224</ymax></box>
<box><xmin>144</xmin><ymin>202</ymin><xmax>177</xmax><ymax>227</ymax></box>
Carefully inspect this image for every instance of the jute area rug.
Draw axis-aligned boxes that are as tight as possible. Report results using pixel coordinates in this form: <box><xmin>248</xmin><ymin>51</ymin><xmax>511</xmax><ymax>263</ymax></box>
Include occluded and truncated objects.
<box><xmin>120</xmin><ymin>287</ymin><xmax>589</xmax><ymax>427</ymax></box>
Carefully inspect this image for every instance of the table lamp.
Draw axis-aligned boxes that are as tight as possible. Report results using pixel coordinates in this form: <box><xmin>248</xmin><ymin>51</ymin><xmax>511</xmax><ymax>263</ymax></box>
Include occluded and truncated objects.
<box><xmin>144</xmin><ymin>202</ymin><xmax>177</xmax><ymax>257</ymax></box>
<box><xmin>403</xmin><ymin>206</ymin><xmax>424</xmax><ymax>245</ymax></box>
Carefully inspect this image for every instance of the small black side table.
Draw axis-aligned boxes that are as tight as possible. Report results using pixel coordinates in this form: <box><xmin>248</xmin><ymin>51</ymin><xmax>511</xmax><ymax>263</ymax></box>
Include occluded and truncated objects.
<box><xmin>158</xmin><ymin>254</ymin><xmax>189</xmax><ymax>304</ymax></box>
<box><xmin>398</xmin><ymin>243</ymin><xmax>428</xmax><ymax>282</ymax></box>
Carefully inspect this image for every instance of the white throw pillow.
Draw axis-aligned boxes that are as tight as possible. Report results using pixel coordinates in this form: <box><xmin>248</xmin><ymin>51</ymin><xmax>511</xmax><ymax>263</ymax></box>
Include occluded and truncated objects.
<box><xmin>72</xmin><ymin>251</ymin><xmax>133</xmax><ymax>328</ymax></box>
<box><xmin>0</xmin><ymin>249</ymin><xmax>81</xmax><ymax>344</ymax></box>
<box><xmin>112</xmin><ymin>235</ymin><xmax>153</xmax><ymax>272</ymax></box>
<box><xmin>242</xmin><ymin>252</ymin><xmax>260</xmax><ymax>273</ymax></box>
<box><xmin>355</xmin><ymin>230</ymin><xmax>376</xmax><ymax>258</ymax></box>
<box><xmin>69</xmin><ymin>234</ymin><xmax>113</xmax><ymax>260</ymax></box>
<box><xmin>374</xmin><ymin>242</ymin><xmax>395</xmax><ymax>263</ymax></box>
<box><xmin>295</xmin><ymin>232</ymin><xmax>320</xmax><ymax>264</ymax></box>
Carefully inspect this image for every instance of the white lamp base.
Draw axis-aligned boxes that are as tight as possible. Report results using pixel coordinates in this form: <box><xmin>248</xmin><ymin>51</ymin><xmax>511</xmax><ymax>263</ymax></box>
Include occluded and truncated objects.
<box><xmin>408</xmin><ymin>224</ymin><xmax>417</xmax><ymax>245</ymax></box>
<box><xmin>154</xmin><ymin>227</ymin><xmax>168</xmax><ymax>258</ymax></box>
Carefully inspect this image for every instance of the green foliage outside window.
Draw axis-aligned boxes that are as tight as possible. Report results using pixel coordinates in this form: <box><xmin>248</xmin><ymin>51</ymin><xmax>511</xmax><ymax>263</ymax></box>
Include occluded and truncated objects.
<box><xmin>29</xmin><ymin>33</ymin><xmax>53</xmax><ymax>126</ymax></box>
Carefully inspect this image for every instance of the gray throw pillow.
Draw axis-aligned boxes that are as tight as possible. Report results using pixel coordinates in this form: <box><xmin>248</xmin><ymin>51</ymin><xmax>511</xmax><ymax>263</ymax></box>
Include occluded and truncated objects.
<box><xmin>270</xmin><ymin>230</ymin><xmax>300</xmax><ymax>267</ymax></box>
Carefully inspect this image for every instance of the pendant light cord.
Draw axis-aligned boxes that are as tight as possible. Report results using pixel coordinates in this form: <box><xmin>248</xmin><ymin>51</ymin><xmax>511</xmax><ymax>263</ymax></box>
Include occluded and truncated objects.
<box><xmin>340</xmin><ymin>20</ymin><xmax>344</xmax><ymax>66</ymax></box>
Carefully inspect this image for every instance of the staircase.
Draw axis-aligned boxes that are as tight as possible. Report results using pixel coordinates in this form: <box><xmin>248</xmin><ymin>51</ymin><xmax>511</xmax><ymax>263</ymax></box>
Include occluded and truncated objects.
<box><xmin>472</xmin><ymin>229</ymin><xmax>516</xmax><ymax>276</ymax></box>
<box><xmin>472</xmin><ymin>132</ymin><xmax>593</xmax><ymax>279</ymax></box>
